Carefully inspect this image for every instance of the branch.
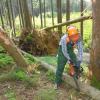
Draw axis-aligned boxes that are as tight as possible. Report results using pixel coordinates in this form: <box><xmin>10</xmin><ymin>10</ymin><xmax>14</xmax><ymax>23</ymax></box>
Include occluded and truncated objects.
<box><xmin>41</xmin><ymin>16</ymin><xmax>92</xmax><ymax>30</ymax></box>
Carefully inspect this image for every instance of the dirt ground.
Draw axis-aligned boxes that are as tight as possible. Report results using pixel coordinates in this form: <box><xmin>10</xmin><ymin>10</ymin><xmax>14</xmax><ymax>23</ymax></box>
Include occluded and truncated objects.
<box><xmin>0</xmin><ymin>68</ymin><xmax>94</xmax><ymax>100</ymax></box>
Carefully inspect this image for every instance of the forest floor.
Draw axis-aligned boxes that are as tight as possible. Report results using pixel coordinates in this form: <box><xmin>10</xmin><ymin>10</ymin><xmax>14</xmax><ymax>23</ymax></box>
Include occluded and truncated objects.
<box><xmin>0</xmin><ymin>66</ymin><xmax>93</xmax><ymax>100</ymax></box>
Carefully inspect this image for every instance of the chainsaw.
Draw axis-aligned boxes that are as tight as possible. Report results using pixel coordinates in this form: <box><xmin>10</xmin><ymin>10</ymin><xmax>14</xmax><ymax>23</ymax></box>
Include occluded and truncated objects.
<box><xmin>69</xmin><ymin>63</ymin><xmax>83</xmax><ymax>91</ymax></box>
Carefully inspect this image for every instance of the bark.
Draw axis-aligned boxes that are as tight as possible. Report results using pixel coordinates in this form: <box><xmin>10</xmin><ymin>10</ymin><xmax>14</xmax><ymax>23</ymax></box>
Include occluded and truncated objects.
<box><xmin>6</xmin><ymin>0</ymin><xmax>12</xmax><ymax>29</ymax></box>
<box><xmin>66</xmin><ymin>0</ymin><xmax>70</xmax><ymax>21</ymax></box>
<box><xmin>43</xmin><ymin>0</ymin><xmax>46</xmax><ymax>27</ymax></box>
<box><xmin>57</xmin><ymin>0</ymin><xmax>62</xmax><ymax>34</ymax></box>
<box><xmin>51</xmin><ymin>0</ymin><xmax>54</xmax><ymax>26</ymax></box>
<box><xmin>42</xmin><ymin>16</ymin><xmax>92</xmax><ymax>30</ymax></box>
<box><xmin>31</xmin><ymin>0</ymin><xmax>35</xmax><ymax>28</ymax></box>
<box><xmin>90</xmin><ymin>0</ymin><xmax>100</xmax><ymax>80</ymax></box>
<box><xmin>21</xmin><ymin>0</ymin><xmax>32</xmax><ymax>31</ymax></box>
<box><xmin>80</xmin><ymin>0</ymin><xmax>84</xmax><ymax>40</ymax></box>
<box><xmin>39</xmin><ymin>0</ymin><xmax>43</xmax><ymax>28</ymax></box>
<box><xmin>0</xmin><ymin>27</ymin><xmax>28</xmax><ymax>69</ymax></box>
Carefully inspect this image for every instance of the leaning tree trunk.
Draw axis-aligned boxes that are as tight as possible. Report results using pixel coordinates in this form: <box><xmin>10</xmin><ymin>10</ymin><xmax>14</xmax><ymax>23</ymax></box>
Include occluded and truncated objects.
<box><xmin>90</xmin><ymin>0</ymin><xmax>100</xmax><ymax>80</ymax></box>
<box><xmin>0</xmin><ymin>27</ymin><xmax>28</xmax><ymax>69</ymax></box>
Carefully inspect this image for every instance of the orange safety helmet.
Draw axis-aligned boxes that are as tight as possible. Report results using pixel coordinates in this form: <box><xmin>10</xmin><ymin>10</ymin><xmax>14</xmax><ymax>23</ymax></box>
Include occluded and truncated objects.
<box><xmin>67</xmin><ymin>26</ymin><xmax>79</xmax><ymax>42</ymax></box>
<box><xmin>67</xmin><ymin>26</ymin><xmax>79</xmax><ymax>36</ymax></box>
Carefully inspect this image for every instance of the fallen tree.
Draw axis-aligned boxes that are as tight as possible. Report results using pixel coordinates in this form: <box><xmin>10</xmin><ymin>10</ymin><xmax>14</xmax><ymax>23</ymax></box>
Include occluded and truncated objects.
<box><xmin>34</xmin><ymin>58</ymin><xmax>100</xmax><ymax>100</ymax></box>
<box><xmin>0</xmin><ymin>27</ymin><xmax>29</xmax><ymax>70</ymax></box>
<box><xmin>21</xmin><ymin>51</ymin><xmax>100</xmax><ymax>100</ymax></box>
<box><xmin>19</xmin><ymin>29</ymin><xmax>60</xmax><ymax>55</ymax></box>
<box><xmin>42</xmin><ymin>15</ymin><xmax>92</xmax><ymax>30</ymax></box>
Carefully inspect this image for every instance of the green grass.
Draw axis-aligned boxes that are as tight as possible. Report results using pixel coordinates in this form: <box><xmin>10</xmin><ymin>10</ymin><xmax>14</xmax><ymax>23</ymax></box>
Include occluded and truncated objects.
<box><xmin>37</xmin><ymin>56</ymin><xmax>57</xmax><ymax>66</ymax></box>
<box><xmin>5</xmin><ymin>89</ymin><xmax>16</xmax><ymax>100</ymax></box>
<box><xmin>34</xmin><ymin>88</ymin><xmax>57</xmax><ymax>100</ymax></box>
<box><xmin>46</xmin><ymin>70</ymin><xmax>55</xmax><ymax>83</ymax></box>
<box><xmin>91</xmin><ymin>76</ymin><xmax>100</xmax><ymax>90</ymax></box>
<box><xmin>0</xmin><ymin>45</ymin><xmax>36</xmax><ymax>67</ymax></box>
<box><xmin>0</xmin><ymin>53</ymin><xmax>14</xmax><ymax>68</ymax></box>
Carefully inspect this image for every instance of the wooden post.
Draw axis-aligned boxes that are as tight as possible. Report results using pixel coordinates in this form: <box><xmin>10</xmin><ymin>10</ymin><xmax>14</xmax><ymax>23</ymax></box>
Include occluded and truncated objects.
<box><xmin>80</xmin><ymin>0</ymin><xmax>84</xmax><ymax>40</ymax></box>
<box><xmin>39</xmin><ymin>0</ymin><xmax>43</xmax><ymax>28</ymax></box>
<box><xmin>57</xmin><ymin>0</ymin><xmax>62</xmax><ymax>34</ymax></box>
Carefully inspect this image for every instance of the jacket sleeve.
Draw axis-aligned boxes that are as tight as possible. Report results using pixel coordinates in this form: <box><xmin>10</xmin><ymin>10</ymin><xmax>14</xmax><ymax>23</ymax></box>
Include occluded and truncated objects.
<box><xmin>77</xmin><ymin>40</ymin><xmax>83</xmax><ymax>62</ymax></box>
<box><xmin>61</xmin><ymin>38</ymin><xmax>71</xmax><ymax>60</ymax></box>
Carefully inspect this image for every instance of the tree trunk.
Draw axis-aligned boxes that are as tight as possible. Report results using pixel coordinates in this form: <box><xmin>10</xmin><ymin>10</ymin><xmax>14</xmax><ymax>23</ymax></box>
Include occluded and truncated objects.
<box><xmin>51</xmin><ymin>0</ymin><xmax>54</xmax><ymax>26</ymax></box>
<box><xmin>90</xmin><ymin>0</ymin><xmax>100</xmax><ymax>80</ymax></box>
<box><xmin>66</xmin><ymin>0</ymin><xmax>70</xmax><ymax>21</ymax></box>
<box><xmin>21</xmin><ymin>0</ymin><xmax>32</xmax><ymax>31</ymax></box>
<box><xmin>57</xmin><ymin>0</ymin><xmax>62</xmax><ymax>34</ymax></box>
<box><xmin>80</xmin><ymin>0</ymin><xmax>83</xmax><ymax>40</ymax></box>
<box><xmin>39</xmin><ymin>0</ymin><xmax>43</xmax><ymax>28</ymax></box>
<box><xmin>0</xmin><ymin>27</ymin><xmax>28</xmax><ymax>69</ymax></box>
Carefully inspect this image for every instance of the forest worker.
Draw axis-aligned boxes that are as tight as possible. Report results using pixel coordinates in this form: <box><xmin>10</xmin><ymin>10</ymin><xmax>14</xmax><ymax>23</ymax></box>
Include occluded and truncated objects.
<box><xmin>55</xmin><ymin>26</ymin><xmax>83</xmax><ymax>89</ymax></box>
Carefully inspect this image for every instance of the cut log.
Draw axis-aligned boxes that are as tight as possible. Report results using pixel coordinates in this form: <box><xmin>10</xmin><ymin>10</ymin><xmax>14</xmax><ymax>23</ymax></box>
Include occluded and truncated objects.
<box><xmin>0</xmin><ymin>27</ymin><xmax>28</xmax><ymax>69</ymax></box>
<box><xmin>42</xmin><ymin>16</ymin><xmax>92</xmax><ymax>30</ymax></box>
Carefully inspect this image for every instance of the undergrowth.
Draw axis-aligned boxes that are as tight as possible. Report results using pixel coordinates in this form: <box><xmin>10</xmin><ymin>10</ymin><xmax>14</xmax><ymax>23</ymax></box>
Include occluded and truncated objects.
<box><xmin>34</xmin><ymin>88</ymin><xmax>57</xmax><ymax>100</ymax></box>
<box><xmin>91</xmin><ymin>76</ymin><xmax>100</xmax><ymax>90</ymax></box>
<box><xmin>0</xmin><ymin>68</ymin><xmax>39</xmax><ymax>88</ymax></box>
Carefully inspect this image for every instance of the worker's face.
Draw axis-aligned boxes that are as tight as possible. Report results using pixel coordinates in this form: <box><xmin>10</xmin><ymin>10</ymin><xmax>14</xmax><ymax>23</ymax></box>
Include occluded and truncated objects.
<box><xmin>69</xmin><ymin>34</ymin><xmax>79</xmax><ymax>43</ymax></box>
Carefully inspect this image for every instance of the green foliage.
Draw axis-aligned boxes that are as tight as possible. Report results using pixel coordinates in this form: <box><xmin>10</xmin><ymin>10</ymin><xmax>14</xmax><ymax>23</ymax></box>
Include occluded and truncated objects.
<box><xmin>10</xmin><ymin>68</ymin><xmax>27</xmax><ymax>81</ymax></box>
<box><xmin>24</xmin><ymin>53</ymin><xmax>35</xmax><ymax>64</ymax></box>
<box><xmin>35</xmin><ymin>88</ymin><xmax>57</xmax><ymax>100</ymax></box>
<box><xmin>0</xmin><ymin>68</ymin><xmax>39</xmax><ymax>88</ymax></box>
<box><xmin>25</xmin><ymin>34</ymin><xmax>33</xmax><ymax>43</ymax></box>
<box><xmin>10</xmin><ymin>68</ymin><xmax>39</xmax><ymax>87</ymax></box>
<box><xmin>5</xmin><ymin>89</ymin><xmax>16</xmax><ymax>100</ymax></box>
<box><xmin>83</xmin><ymin>34</ymin><xmax>91</xmax><ymax>52</ymax></box>
<box><xmin>0</xmin><ymin>46</ymin><xmax>5</xmax><ymax>52</ymax></box>
<box><xmin>0</xmin><ymin>53</ymin><xmax>14</xmax><ymax>67</ymax></box>
<box><xmin>38</xmin><ymin>56</ymin><xmax>57</xmax><ymax>66</ymax></box>
<box><xmin>0</xmin><ymin>52</ymin><xmax>35</xmax><ymax>67</ymax></box>
<box><xmin>91</xmin><ymin>76</ymin><xmax>100</xmax><ymax>90</ymax></box>
<box><xmin>46</xmin><ymin>70</ymin><xmax>55</xmax><ymax>83</ymax></box>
